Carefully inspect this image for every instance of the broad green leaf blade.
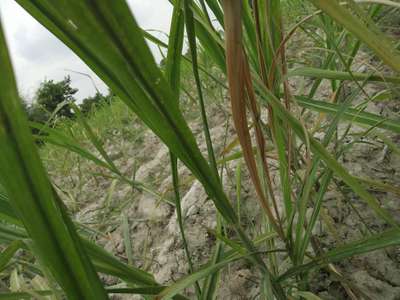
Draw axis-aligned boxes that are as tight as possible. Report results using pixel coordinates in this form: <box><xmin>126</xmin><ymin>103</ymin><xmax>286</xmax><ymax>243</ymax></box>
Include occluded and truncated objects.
<box><xmin>0</xmin><ymin>21</ymin><xmax>108</xmax><ymax>300</ymax></box>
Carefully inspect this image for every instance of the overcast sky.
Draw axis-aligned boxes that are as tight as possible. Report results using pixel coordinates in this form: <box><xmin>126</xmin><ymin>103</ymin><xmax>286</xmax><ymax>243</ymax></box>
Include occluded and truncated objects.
<box><xmin>0</xmin><ymin>1</ymin><xmax>173</xmax><ymax>102</ymax></box>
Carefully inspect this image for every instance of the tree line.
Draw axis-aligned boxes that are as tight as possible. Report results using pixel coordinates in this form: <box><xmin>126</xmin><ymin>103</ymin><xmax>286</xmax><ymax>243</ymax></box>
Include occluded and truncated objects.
<box><xmin>23</xmin><ymin>76</ymin><xmax>113</xmax><ymax>126</ymax></box>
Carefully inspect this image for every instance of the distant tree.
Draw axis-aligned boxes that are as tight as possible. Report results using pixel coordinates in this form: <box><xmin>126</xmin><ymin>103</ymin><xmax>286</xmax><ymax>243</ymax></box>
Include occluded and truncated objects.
<box><xmin>27</xmin><ymin>104</ymin><xmax>51</xmax><ymax>124</ymax></box>
<box><xmin>19</xmin><ymin>96</ymin><xmax>49</xmax><ymax>126</ymax></box>
<box><xmin>19</xmin><ymin>96</ymin><xmax>50</xmax><ymax>140</ymax></box>
<box><xmin>20</xmin><ymin>96</ymin><xmax>30</xmax><ymax>115</ymax></box>
<box><xmin>80</xmin><ymin>92</ymin><xmax>109</xmax><ymax>115</ymax></box>
<box><xmin>35</xmin><ymin>76</ymin><xmax>77</xmax><ymax>118</ymax></box>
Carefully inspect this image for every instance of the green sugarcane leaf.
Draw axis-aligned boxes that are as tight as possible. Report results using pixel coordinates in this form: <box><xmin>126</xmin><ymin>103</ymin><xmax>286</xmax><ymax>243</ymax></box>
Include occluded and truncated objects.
<box><xmin>289</xmin><ymin>67</ymin><xmax>400</xmax><ymax>84</ymax></box>
<box><xmin>0</xmin><ymin>20</ymin><xmax>108</xmax><ymax>300</ymax></box>
<box><xmin>0</xmin><ymin>241</ymin><xmax>24</xmax><ymax>272</ymax></box>
<box><xmin>279</xmin><ymin>228</ymin><xmax>400</xmax><ymax>282</ymax></box>
<box><xmin>296</xmin><ymin>96</ymin><xmax>400</xmax><ymax>134</ymax></box>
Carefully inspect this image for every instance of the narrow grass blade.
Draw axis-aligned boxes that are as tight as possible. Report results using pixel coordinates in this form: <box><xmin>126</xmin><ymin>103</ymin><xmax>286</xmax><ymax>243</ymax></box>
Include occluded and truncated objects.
<box><xmin>294</xmin><ymin>86</ymin><xmax>367</xmax><ymax>264</ymax></box>
<box><xmin>30</xmin><ymin>122</ymin><xmax>168</xmax><ymax>204</ymax></box>
<box><xmin>207</xmin><ymin>229</ymin><xmax>246</xmax><ymax>255</ymax></box>
<box><xmin>200</xmin><ymin>241</ymin><xmax>223</xmax><ymax>300</ymax></box>
<box><xmin>0</xmin><ymin>291</ymin><xmax>53</xmax><ymax>300</ymax></box>
<box><xmin>165</xmin><ymin>1</ymin><xmax>201</xmax><ymax>296</ymax></box>
<box><xmin>0</xmin><ymin>224</ymin><xmax>27</xmax><ymax>243</ymax></box>
<box><xmin>0</xmin><ymin>241</ymin><xmax>24</xmax><ymax>272</ymax></box>
<box><xmin>298</xmin><ymin>171</ymin><xmax>333</xmax><ymax>265</ymax></box>
<box><xmin>155</xmin><ymin>255</ymin><xmax>244</xmax><ymax>300</ymax></box>
<box><xmin>70</xmin><ymin>103</ymin><xmax>121</xmax><ymax>175</ymax></box>
<box><xmin>295</xmin><ymin>291</ymin><xmax>323</xmax><ymax>300</ymax></box>
<box><xmin>289</xmin><ymin>67</ymin><xmax>400</xmax><ymax>84</ymax></box>
<box><xmin>0</xmin><ymin>188</ymin><xmax>22</xmax><ymax>226</ymax></box>
<box><xmin>165</xmin><ymin>0</ymin><xmax>185</xmax><ymax>103</ymax></box>
<box><xmin>204</xmin><ymin>0</ymin><xmax>224</xmax><ymax>26</ymax></box>
<box><xmin>194</xmin><ymin>21</ymin><xmax>226</xmax><ymax>71</ymax></box>
<box><xmin>296</xmin><ymin>96</ymin><xmax>400</xmax><ymax>134</ymax></box>
<box><xmin>308</xmin><ymin>0</ymin><xmax>400</xmax><ymax>71</ymax></box>
<box><xmin>30</xmin><ymin>122</ymin><xmax>111</xmax><ymax>169</ymax></box>
<box><xmin>184</xmin><ymin>0</ymin><xmax>219</xmax><ymax>174</ymax></box>
<box><xmin>357</xmin><ymin>176</ymin><xmax>400</xmax><ymax>196</ymax></box>
<box><xmin>122</xmin><ymin>214</ymin><xmax>133</xmax><ymax>266</ymax></box>
<box><xmin>81</xmin><ymin>238</ymin><xmax>156</xmax><ymax>286</ymax></box>
<box><xmin>254</xmin><ymin>78</ymin><xmax>398</xmax><ymax>228</ymax></box>
<box><xmin>236</xmin><ymin>162</ymin><xmax>242</xmax><ymax>225</ymax></box>
<box><xmin>278</xmin><ymin>228</ymin><xmax>400</xmax><ymax>282</ymax></box>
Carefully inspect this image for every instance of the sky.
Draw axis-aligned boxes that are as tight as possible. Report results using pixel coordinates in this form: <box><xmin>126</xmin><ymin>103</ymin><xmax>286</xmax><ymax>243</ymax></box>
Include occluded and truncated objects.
<box><xmin>0</xmin><ymin>0</ymin><xmax>173</xmax><ymax>102</ymax></box>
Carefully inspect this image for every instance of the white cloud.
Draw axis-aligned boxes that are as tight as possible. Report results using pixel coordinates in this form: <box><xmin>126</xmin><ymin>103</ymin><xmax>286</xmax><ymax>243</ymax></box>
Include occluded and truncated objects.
<box><xmin>0</xmin><ymin>0</ymin><xmax>172</xmax><ymax>101</ymax></box>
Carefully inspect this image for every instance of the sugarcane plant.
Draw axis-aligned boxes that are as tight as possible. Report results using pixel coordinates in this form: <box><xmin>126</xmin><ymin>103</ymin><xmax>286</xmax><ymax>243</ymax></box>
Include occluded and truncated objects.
<box><xmin>0</xmin><ymin>0</ymin><xmax>399</xmax><ymax>299</ymax></box>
